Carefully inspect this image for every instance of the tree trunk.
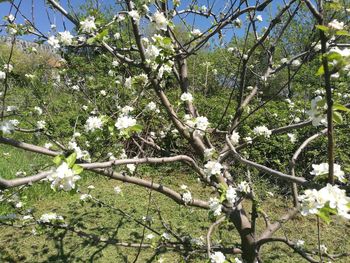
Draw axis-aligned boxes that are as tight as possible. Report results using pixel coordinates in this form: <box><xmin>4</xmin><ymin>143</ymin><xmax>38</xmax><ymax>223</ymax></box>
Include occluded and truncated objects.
<box><xmin>229</xmin><ymin>204</ymin><xmax>258</xmax><ymax>263</ymax></box>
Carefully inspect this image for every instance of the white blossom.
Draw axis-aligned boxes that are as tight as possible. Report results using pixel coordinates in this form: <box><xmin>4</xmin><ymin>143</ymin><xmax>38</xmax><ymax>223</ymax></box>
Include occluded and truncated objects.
<box><xmin>80</xmin><ymin>17</ymin><xmax>97</xmax><ymax>33</ymax></box>
<box><xmin>80</xmin><ymin>194</ymin><xmax>92</xmax><ymax>201</ymax></box>
<box><xmin>209</xmin><ymin>197</ymin><xmax>222</xmax><ymax>216</ymax></box>
<box><xmin>306</xmin><ymin>96</ymin><xmax>327</xmax><ymax>126</ymax></box>
<box><xmin>59</xmin><ymin>31</ymin><xmax>74</xmax><ymax>45</ymax></box>
<box><xmin>296</xmin><ymin>240</ymin><xmax>305</xmax><ymax>248</ymax></box>
<box><xmin>328</xmin><ymin>19</ymin><xmax>344</xmax><ymax>30</ymax></box>
<box><xmin>182</xmin><ymin>191</ymin><xmax>192</xmax><ymax>204</ymax></box>
<box><xmin>253</xmin><ymin>126</ymin><xmax>271</xmax><ymax>138</ymax></box>
<box><xmin>230</xmin><ymin>131</ymin><xmax>240</xmax><ymax>145</ymax></box>
<box><xmin>191</xmin><ymin>29</ymin><xmax>202</xmax><ymax>36</ymax></box>
<box><xmin>47</xmin><ymin>36</ymin><xmax>60</xmax><ymax>49</ymax></box>
<box><xmin>115</xmin><ymin>116</ymin><xmax>136</xmax><ymax>130</ymax></box>
<box><xmin>236</xmin><ymin>181</ymin><xmax>251</xmax><ymax>194</ymax></box>
<box><xmin>226</xmin><ymin>185</ymin><xmax>238</xmax><ymax>204</ymax></box>
<box><xmin>204</xmin><ymin>161</ymin><xmax>223</xmax><ymax>177</ymax></box>
<box><xmin>114</xmin><ymin>186</ymin><xmax>122</xmax><ymax>194</ymax></box>
<box><xmin>39</xmin><ymin>212</ymin><xmax>64</xmax><ymax>223</ymax></box>
<box><xmin>44</xmin><ymin>143</ymin><xmax>53</xmax><ymax>149</ymax></box>
<box><xmin>128</xmin><ymin>10</ymin><xmax>140</xmax><ymax>22</ymax></box>
<box><xmin>180</xmin><ymin>92</ymin><xmax>193</xmax><ymax>102</ymax></box>
<box><xmin>0</xmin><ymin>121</ymin><xmax>14</xmax><ymax>134</ymax></box>
<box><xmin>34</xmin><ymin>106</ymin><xmax>43</xmax><ymax>115</ymax></box>
<box><xmin>85</xmin><ymin>116</ymin><xmax>103</xmax><ymax>132</ymax></box>
<box><xmin>210</xmin><ymin>251</ymin><xmax>226</xmax><ymax>263</ymax></box>
<box><xmin>310</xmin><ymin>163</ymin><xmax>346</xmax><ymax>183</ymax></box>
<box><xmin>256</xmin><ymin>15</ymin><xmax>263</xmax><ymax>22</ymax></box>
<box><xmin>0</xmin><ymin>71</ymin><xmax>6</xmax><ymax>79</ymax></box>
<box><xmin>152</xmin><ymin>11</ymin><xmax>168</xmax><ymax>31</ymax></box>
<box><xmin>287</xmin><ymin>133</ymin><xmax>297</xmax><ymax>143</ymax></box>
<box><xmin>37</xmin><ymin>120</ymin><xmax>46</xmax><ymax>129</ymax></box>
<box><xmin>47</xmin><ymin>162</ymin><xmax>81</xmax><ymax>191</ymax></box>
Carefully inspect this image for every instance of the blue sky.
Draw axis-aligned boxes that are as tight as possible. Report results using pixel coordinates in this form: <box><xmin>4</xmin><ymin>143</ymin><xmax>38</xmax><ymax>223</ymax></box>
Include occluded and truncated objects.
<box><xmin>0</xmin><ymin>0</ymin><xmax>285</xmax><ymax>44</ymax></box>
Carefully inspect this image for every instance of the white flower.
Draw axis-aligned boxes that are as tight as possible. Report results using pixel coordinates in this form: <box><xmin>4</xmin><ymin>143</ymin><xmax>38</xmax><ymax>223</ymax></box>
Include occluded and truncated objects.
<box><xmin>226</xmin><ymin>185</ymin><xmax>238</xmax><ymax>204</ymax></box>
<box><xmin>191</xmin><ymin>29</ymin><xmax>202</xmax><ymax>36</ymax></box>
<box><xmin>328</xmin><ymin>19</ymin><xmax>344</xmax><ymax>30</ymax></box>
<box><xmin>146</xmin><ymin>233</ymin><xmax>155</xmax><ymax>240</ymax></box>
<box><xmin>180</xmin><ymin>92</ymin><xmax>193</xmax><ymax>102</ymax></box>
<box><xmin>47</xmin><ymin>162</ymin><xmax>81</xmax><ymax>191</ymax></box>
<box><xmin>204</xmin><ymin>161</ymin><xmax>223</xmax><ymax>177</ymax></box>
<box><xmin>71</xmin><ymin>85</ymin><xmax>80</xmax><ymax>91</ymax></box>
<box><xmin>161</xmin><ymin>232</ymin><xmax>171</xmax><ymax>240</ymax></box>
<box><xmin>210</xmin><ymin>251</ymin><xmax>226</xmax><ymax>263</ymax></box>
<box><xmin>114</xmin><ymin>32</ymin><xmax>121</xmax><ymax>39</ymax></box>
<box><xmin>299</xmin><ymin>184</ymin><xmax>350</xmax><ymax>219</ymax></box>
<box><xmin>152</xmin><ymin>11</ymin><xmax>168</xmax><ymax>31</ymax></box>
<box><xmin>233</xmin><ymin>18</ymin><xmax>242</xmax><ymax>28</ymax></box>
<box><xmin>193</xmin><ymin>116</ymin><xmax>209</xmax><ymax>135</ymax></box>
<box><xmin>208</xmin><ymin>197</ymin><xmax>222</xmax><ymax>216</ymax></box>
<box><xmin>80</xmin><ymin>194</ymin><xmax>92</xmax><ymax>201</ymax></box>
<box><xmin>7</xmin><ymin>105</ymin><xmax>17</xmax><ymax>112</ymax></box>
<box><xmin>320</xmin><ymin>244</ymin><xmax>328</xmax><ymax>254</ymax></box>
<box><xmin>230</xmin><ymin>131</ymin><xmax>240</xmax><ymax>145</ymax></box>
<box><xmin>47</xmin><ymin>36</ymin><xmax>60</xmax><ymax>49</ymax></box>
<box><xmin>121</xmin><ymin>106</ymin><xmax>134</xmax><ymax>115</ymax></box>
<box><xmin>8</xmin><ymin>14</ymin><xmax>15</xmax><ymax>23</ymax></box>
<box><xmin>128</xmin><ymin>10</ymin><xmax>140</xmax><ymax>22</ymax></box>
<box><xmin>0</xmin><ymin>71</ymin><xmax>6</xmax><ymax>79</ymax></box>
<box><xmin>115</xmin><ymin>116</ymin><xmax>136</xmax><ymax>130</ymax></box>
<box><xmin>44</xmin><ymin>143</ymin><xmax>53</xmax><ymax>149</ymax></box>
<box><xmin>15</xmin><ymin>202</ymin><xmax>23</xmax><ymax>208</ymax></box>
<box><xmin>22</xmin><ymin>215</ymin><xmax>33</xmax><ymax>221</ymax></box>
<box><xmin>204</xmin><ymin>148</ymin><xmax>215</xmax><ymax>160</ymax></box>
<box><xmin>146</xmin><ymin>102</ymin><xmax>157</xmax><ymax>111</ymax></box>
<box><xmin>144</xmin><ymin>45</ymin><xmax>160</xmax><ymax>61</ymax></box>
<box><xmin>310</xmin><ymin>163</ymin><xmax>346</xmax><ymax>183</ymax></box>
<box><xmin>0</xmin><ymin>121</ymin><xmax>14</xmax><ymax>134</ymax></box>
<box><xmin>87</xmin><ymin>185</ymin><xmax>95</xmax><ymax>190</ymax></box>
<box><xmin>244</xmin><ymin>137</ymin><xmax>253</xmax><ymax>144</ymax></box>
<box><xmin>37</xmin><ymin>120</ymin><xmax>46</xmax><ymax>129</ymax></box>
<box><xmin>281</xmin><ymin>58</ymin><xmax>288</xmax><ymax>64</ymax></box>
<box><xmin>114</xmin><ymin>186</ymin><xmax>122</xmax><ymax>194</ymax></box>
<box><xmin>291</xmin><ymin>59</ymin><xmax>301</xmax><ymax>68</ymax></box>
<box><xmin>287</xmin><ymin>133</ymin><xmax>297</xmax><ymax>143</ymax></box>
<box><xmin>182</xmin><ymin>191</ymin><xmax>192</xmax><ymax>204</ymax></box>
<box><xmin>85</xmin><ymin>116</ymin><xmax>103</xmax><ymax>132</ymax></box>
<box><xmin>112</xmin><ymin>60</ymin><xmax>119</xmax><ymax>67</ymax></box>
<box><xmin>59</xmin><ymin>31</ymin><xmax>73</xmax><ymax>45</ymax></box>
<box><xmin>253</xmin><ymin>126</ymin><xmax>271</xmax><ymax>138</ymax></box>
<box><xmin>180</xmin><ymin>184</ymin><xmax>188</xmax><ymax>190</ymax></box>
<box><xmin>34</xmin><ymin>106</ymin><xmax>43</xmax><ymax>115</ymax></box>
<box><xmin>296</xmin><ymin>240</ymin><xmax>305</xmax><ymax>248</ymax></box>
<box><xmin>256</xmin><ymin>15</ymin><xmax>263</xmax><ymax>22</ymax></box>
<box><xmin>236</xmin><ymin>181</ymin><xmax>250</xmax><ymax>194</ymax></box>
<box><xmin>100</xmin><ymin>90</ymin><xmax>107</xmax><ymax>96</ymax></box>
<box><xmin>127</xmin><ymin>163</ymin><xmax>136</xmax><ymax>173</ymax></box>
<box><xmin>80</xmin><ymin>17</ymin><xmax>97</xmax><ymax>33</ymax></box>
<box><xmin>39</xmin><ymin>212</ymin><xmax>63</xmax><ymax>223</ymax></box>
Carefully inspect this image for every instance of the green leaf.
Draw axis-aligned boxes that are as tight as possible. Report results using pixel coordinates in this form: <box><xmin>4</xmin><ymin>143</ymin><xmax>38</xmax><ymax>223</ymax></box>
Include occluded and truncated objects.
<box><xmin>130</xmin><ymin>124</ymin><xmax>143</xmax><ymax>133</ymax></box>
<box><xmin>333</xmin><ymin>111</ymin><xmax>343</xmax><ymax>124</ymax></box>
<box><xmin>53</xmin><ymin>155</ymin><xmax>63</xmax><ymax>166</ymax></box>
<box><xmin>315</xmin><ymin>25</ymin><xmax>329</xmax><ymax>32</ymax></box>
<box><xmin>336</xmin><ymin>30</ymin><xmax>350</xmax><ymax>37</ymax></box>
<box><xmin>333</xmin><ymin>103</ymin><xmax>350</xmax><ymax>112</ymax></box>
<box><xmin>72</xmin><ymin>164</ymin><xmax>84</xmax><ymax>175</ymax></box>
<box><xmin>86</xmin><ymin>37</ymin><xmax>95</xmax><ymax>45</ymax></box>
<box><xmin>316</xmin><ymin>65</ymin><xmax>324</xmax><ymax>76</ymax></box>
<box><xmin>66</xmin><ymin>152</ymin><xmax>77</xmax><ymax>168</ymax></box>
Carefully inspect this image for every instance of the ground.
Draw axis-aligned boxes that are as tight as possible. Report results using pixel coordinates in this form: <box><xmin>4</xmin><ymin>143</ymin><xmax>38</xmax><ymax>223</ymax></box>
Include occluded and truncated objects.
<box><xmin>0</xmin><ymin>144</ymin><xmax>349</xmax><ymax>263</ymax></box>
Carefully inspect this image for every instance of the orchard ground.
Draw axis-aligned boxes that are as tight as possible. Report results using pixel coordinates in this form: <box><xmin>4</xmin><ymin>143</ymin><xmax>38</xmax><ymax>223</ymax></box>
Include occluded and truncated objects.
<box><xmin>1</xmin><ymin>144</ymin><xmax>349</xmax><ymax>263</ymax></box>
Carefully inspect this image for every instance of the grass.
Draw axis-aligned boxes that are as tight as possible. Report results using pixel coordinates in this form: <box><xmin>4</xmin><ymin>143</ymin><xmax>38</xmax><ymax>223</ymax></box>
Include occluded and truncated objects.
<box><xmin>1</xmin><ymin>146</ymin><xmax>350</xmax><ymax>263</ymax></box>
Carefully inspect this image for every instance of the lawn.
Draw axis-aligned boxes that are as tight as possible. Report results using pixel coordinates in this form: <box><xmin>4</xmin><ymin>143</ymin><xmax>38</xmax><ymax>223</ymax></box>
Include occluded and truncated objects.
<box><xmin>1</xmin><ymin>145</ymin><xmax>349</xmax><ymax>263</ymax></box>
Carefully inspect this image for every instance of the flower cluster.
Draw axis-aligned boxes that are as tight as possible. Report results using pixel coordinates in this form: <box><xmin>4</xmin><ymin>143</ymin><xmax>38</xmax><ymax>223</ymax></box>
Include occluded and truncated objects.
<box><xmin>184</xmin><ymin>115</ymin><xmax>209</xmax><ymax>135</ymax></box>
<box><xmin>208</xmin><ymin>197</ymin><xmax>222</xmax><ymax>216</ymax></box>
<box><xmin>204</xmin><ymin>161</ymin><xmax>223</xmax><ymax>178</ymax></box>
<box><xmin>39</xmin><ymin>212</ymin><xmax>64</xmax><ymax>223</ymax></box>
<box><xmin>253</xmin><ymin>125</ymin><xmax>272</xmax><ymax>138</ymax></box>
<box><xmin>225</xmin><ymin>181</ymin><xmax>251</xmax><ymax>205</ymax></box>
<box><xmin>310</xmin><ymin>163</ymin><xmax>346</xmax><ymax>183</ymax></box>
<box><xmin>298</xmin><ymin>184</ymin><xmax>350</xmax><ymax>219</ymax></box>
<box><xmin>47</xmin><ymin>162</ymin><xmax>81</xmax><ymax>191</ymax></box>
<box><xmin>85</xmin><ymin>116</ymin><xmax>104</xmax><ymax>132</ymax></box>
<box><xmin>306</xmin><ymin>96</ymin><xmax>327</xmax><ymax>127</ymax></box>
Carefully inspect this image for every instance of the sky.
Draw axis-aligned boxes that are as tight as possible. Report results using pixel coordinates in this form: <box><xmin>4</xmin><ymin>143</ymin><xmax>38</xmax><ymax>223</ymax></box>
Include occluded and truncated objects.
<box><xmin>0</xmin><ymin>0</ymin><xmax>285</xmax><ymax>44</ymax></box>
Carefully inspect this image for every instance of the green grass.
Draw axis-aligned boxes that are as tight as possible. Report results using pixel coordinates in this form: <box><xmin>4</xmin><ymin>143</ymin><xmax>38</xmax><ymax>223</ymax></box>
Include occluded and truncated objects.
<box><xmin>1</xmin><ymin>147</ymin><xmax>350</xmax><ymax>263</ymax></box>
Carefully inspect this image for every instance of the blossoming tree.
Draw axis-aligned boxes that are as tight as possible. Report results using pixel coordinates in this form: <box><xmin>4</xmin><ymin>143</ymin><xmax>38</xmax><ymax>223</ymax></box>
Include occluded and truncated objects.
<box><xmin>0</xmin><ymin>0</ymin><xmax>350</xmax><ymax>262</ymax></box>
